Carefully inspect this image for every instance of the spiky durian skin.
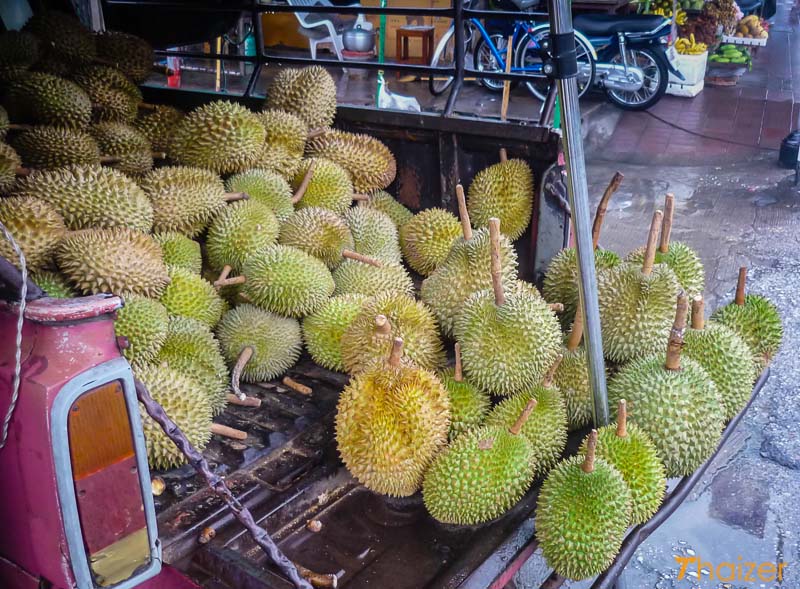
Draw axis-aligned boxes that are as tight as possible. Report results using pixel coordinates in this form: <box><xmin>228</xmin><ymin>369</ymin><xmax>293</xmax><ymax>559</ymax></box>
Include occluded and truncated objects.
<box><xmin>153</xmin><ymin>232</ymin><xmax>202</xmax><ymax>274</ymax></box>
<box><xmin>265</xmin><ymin>66</ymin><xmax>337</xmax><ymax>130</ymax></box>
<box><xmin>365</xmin><ymin>190</ymin><xmax>413</xmax><ymax>228</ymax></box>
<box><xmin>543</xmin><ymin>247</ymin><xmax>622</xmax><ymax>329</ymax></box>
<box><xmin>438</xmin><ymin>368</ymin><xmax>491</xmax><ymax>439</ymax></box>
<box><xmin>579</xmin><ymin>425</ymin><xmax>666</xmax><ymax>525</ymax></box>
<box><xmin>302</xmin><ymin>293</ymin><xmax>366</xmax><ymax>371</ymax></box>
<box><xmin>341</xmin><ymin>292</ymin><xmax>445</xmax><ymax>374</ymax></box>
<box><xmin>156</xmin><ymin>316</ymin><xmax>229</xmax><ymax>416</ymax></box>
<box><xmin>11</xmin><ymin>126</ymin><xmax>100</xmax><ymax>169</ymax></box>
<box><xmin>0</xmin><ymin>107</ymin><xmax>8</xmax><ymax>140</ymax></box>
<box><xmin>343</xmin><ymin>207</ymin><xmax>401</xmax><ymax>265</ymax></box>
<box><xmin>467</xmin><ymin>158</ymin><xmax>533</xmax><ymax>240</ymax></box>
<box><xmin>336</xmin><ymin>364</ymin><xmax>450</xmax><ymax>497</ymax></box>
<box><xmin>597</xmin><ymin>263</ymin><xmax>680</xmax><ymax>364</ymax></box>
<box><xmin>625</xmin><ymin>242</ymin><xmax>704</xmax><ymax>298</ymax></box>
<box><xmin>332</xmin><ymin>260</ymin><xmax>414</xmax><ymax>298</ymax></box>
<box><xmin>134</xmin><ymin>364</ymin><xmax>212</xmax><ymax>471</ymax></box>
<box><xmin>160</xmin><ymin>267</ymin><xmax>225</xmax><ymax>328</ymax></box>
<box><xmin>279</xmin><ymin>207</ymin><xmax>353</xmax><ymax>269</ymax></box>
<box><xmin>12</xmin><ymin>165</ymin><xmax>153</xmax><ymax>233</ymax></box>
<box><xmin>23</xmin><ymin>11</ymin><xmax>96</xmax><ymax>66</ymax></box>
<box><xmin>133</xmin><ymin>105</ymin><xmax>184</xmax><ymax>153</ymax></box>
<box><xmin>291</xmin><ymin>158</ymin><xmax>353</xmax><ymax>215</ymax></box>
<box><xmin>90</xmin><ymin>122</ymin><xmax>153</xmax><ymax>177</ymax></box>
<box><xmin>0</xmin><ymin>32</ymin><xmax>40</xmax><ymax>82</ymax></box>
<box><xmin>206</xmin><ymin>200</ymin><xmax>279</xmax><ymax>272</ymax></box>
<box><xmin>56</xmin><ymin>228</ymin><xmax>169</xmax><ymax>297</ymax></box>
<box><xmin>554</xmin><ymin>345</ymin><xmax>593</xmax><ymax>430</ymax></box>
<box><xmin>31</xmin><ymin>271</ymin><xmax>75</xmax><ymax>298</ymax></box>
<box><xmin>536</xmin><ymin>455</ymin><xmax>632</xmax><ymax>580</ymax></box>
<box><xmin>85</xmin><ymin>86</ymin><xmax>138</xmax><ymax>123</ymax></box>
<box><xmin>399</xmin><ymin>208</ymin><xmax>462</xmax><ymax>276</ymax></box>
<box><xmin>608</xmin><ymin>355</ymin><xmax>724</xmax><ymax>477</ymax></box>
<box><xmin>0</xmin><ymin>196</ymin><xmax>66</xmax><ymax>269</ymax></box>
<box><xmin>115</xmin><ymin>295</ymin><xmax>169</xmax><ymax>366</ymax></box>
<box><xmin>306</xmin><ymin>129</ymin><xmax>396</xmax><ymax>193</ymax></box>
<box><xmin>256</xmin><ymin>109</ymin><xmax>307</xmax><ymax>178</ymax></box>
<box><xmin>71</xmin><ymin>64</ymin><xmax>143</xmax><ymax>103</ymax></box>
<box><xmin>216</xmin><ymin>304</ymin><xmax>302</xmax><ymax>382</ymax></box>
<box><xmin>4</xmin><ymin>72</ymin><xmax>91</xmax><ymax>128</ymax></box>
<box><xmin>484</xmin><ymin>384</ymin><xmax>568</xmax><ymax>477</ymax></box>
<box><xmin>421</xmin><ymin>228</ymin><xmax>519</xmax><ymax>337</ymax></box>
<box><xmin>242</xmin><ymin>245</ymin><xmax>334</xmax><ymax>318</ymax></box>
<box><xmin>0</xmin><ymin>144</ymin><xmax>20</xmax><ymax>193</ymax></box>
<box><xmin>225</xmin><ymin>168</ymin><xmax>294</xmax><ymax>222</ymax></box>
<box><xmin>711</xmin><ymin>295</ymin><xmax>782</xmax><ymax>372</ymax></box>
<box><xmin>169</xmin><ymin>101</ymin><xmax>265</xmax><ymax>175</ymax></box>
<box><xmin>139</xmin><ymin>166</ymin><xmax>226</xmax><ymax>237</ymax></box>
<box><xmin>455</xmin><ymin>289</ymin><xmax>561</xmax><ymax>396</ymax></box>
<box><xmin>95</xmin><ymin>31</ymin><xmax>154</xmax><ymax>83</ymax></box>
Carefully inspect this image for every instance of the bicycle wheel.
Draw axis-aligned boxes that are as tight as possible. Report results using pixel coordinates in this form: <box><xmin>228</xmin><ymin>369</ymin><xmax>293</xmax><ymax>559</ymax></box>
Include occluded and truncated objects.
<box><xmin>429</xmin><ymin>27</ymin><xmax>457</xmax><ymax>96</ymax></box>
<box><xmin>472</xmin><ymin>33</ymin><xmax>518</xmax><ymax>93</ymax></box>
<box><xmin>516</xmin><ymin>30</ymin><xmax>595</xmax><ymax>101</ymax></box>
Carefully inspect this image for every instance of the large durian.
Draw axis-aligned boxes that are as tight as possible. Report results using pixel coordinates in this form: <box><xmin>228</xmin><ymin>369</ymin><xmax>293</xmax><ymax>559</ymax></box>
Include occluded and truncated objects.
<box><xmin>95</xmin><ymin>31</ymin><xmax>155</xmax><ymax>83</ymax></box>
<box><xmin>363</xmin><ymin>190</ymin><xmax>413</xmax><ymax>228</ymax></box>
<box><xmin>306</xmin><ymin>129</ymin><xmax>396</xmax><ymax>193</ymax></box>
<box><xmin>4</xmin><ymin>72</ymin><xmax>92</xmax><ymax>128</ymax></box>
<box><xmin>343</xmin><ymin>206</ymin><xmax>401</xmax><ymax>264</ymax></box>
<box><xmin>439</xmin><ymin>343</ymin><xmax>491</xmax><ymax>440</ymax></box>
<box><xmin>153</xmin><ymin>232</ymin><xmax>202</xmax><ymax>274</ymax></box>
<box><xmin>225</xmin><ymin>168</ymin><xmax>294</xmax><ymax>222</ymax></box>
<box><xmin>0</xmin><ymin>31</ymin><xmax>40</xmax><ymax>82</ymax></box>
<box><xmin>332</xmin><ymin>254</ymin><xmax>414</xmax><ymax>298</ymax></box>
<box><xmin>24</xmin><ymin>11</ymin><xmax>96</xmax><ymax>66</ymax></box>
<box><xmin>206</xmin><ymin>200</ymin><xmax>279</xmax><ymax>272</ymax></box>
<box><xmin>278</xmin><ymin>207</ymin><xmax>354</xmax><ymax>268</ymax></box>
<box><xmin>133</xmin><ymin>105</ymin><xmax>184</xmax><ymax>153</ymax></box>
<box><xmin>71</xmin><ymin>64</ymin><xmax>143</xmax><ymax>103</ymax></box>
<box><xmin>291</xmin><ymin>158</ymin><xmax>353</xmax><ymax>215</ymax></box>
<box><xmin>115</xmin><ymin>295</ymin><xmax>169</xmax><ymax>366</ymax></box>
<box><xmin>0</xmin><ymin>196</ymin><xmax>66</xmax><ymax>269</ymax></box>
<box><xmin>255</xmin><ymin>109</ymin><xmax>307</xmax><ymax>177</ymax></box>
<box><xmin>553</xmin><ymin>306</ymin><xmax>593</xmax><ymax>430</ymax></box>
<box><xmin>0</xmin><ymin>143</ymin><xmax>20</xmax><ymax>193</ymax></box>
<box><xmin>160</xmin><ymin>266</ymin><xmax>225</xmax><ymax>328</ymax></box>
<box><xmin>399</xmin><ymin>208</ymin><xmax>462</xmax><ymax>276</ymax></box>
<box><xmin>11</xmin><ymin>126</ymin><xmax>101</xmax><ymax>169</ymax></box>
<box><xmin>90</xmin><ymin>122</ymin><xmax>153</xmax><ymax>177</ymax></box>
<box><xmin>265</xmin><ymin>66</ymin><xmax>337</xmax><ymax>130</ymax></box>
<box><xmin>302</xmin><ymin>293</ymin><xmax>367</xmax><ymax>372</ymax></box>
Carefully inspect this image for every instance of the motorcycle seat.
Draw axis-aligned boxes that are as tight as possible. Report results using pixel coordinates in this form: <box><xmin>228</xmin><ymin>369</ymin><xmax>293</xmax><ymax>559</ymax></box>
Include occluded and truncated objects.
<box><xmin>573</xmin><ymin>14</ymin><xmax>667</xmax><ymax>36</ymax></box>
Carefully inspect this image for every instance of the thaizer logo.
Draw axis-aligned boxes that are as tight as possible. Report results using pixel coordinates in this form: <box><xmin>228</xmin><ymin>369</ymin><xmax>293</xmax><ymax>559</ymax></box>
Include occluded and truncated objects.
<box><xmin>675</xmin><ymin>555</ymin><xmax>787</xmax><ymax>583</ymax></box>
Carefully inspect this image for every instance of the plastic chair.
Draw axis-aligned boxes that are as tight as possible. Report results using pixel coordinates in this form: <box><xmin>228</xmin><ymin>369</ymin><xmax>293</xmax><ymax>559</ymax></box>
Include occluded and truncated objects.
<box><xmin>287</xmin><ymin>0</ymin><xmax>373</xmax><ymax>60</ymax></box>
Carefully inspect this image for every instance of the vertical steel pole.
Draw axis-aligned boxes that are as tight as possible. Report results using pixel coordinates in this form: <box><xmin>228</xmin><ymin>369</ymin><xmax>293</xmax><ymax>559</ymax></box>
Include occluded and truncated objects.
<box><xmin>546</xmin><ymin>0</ymin><xmax>609</xmax><ymax>426</ymax></box>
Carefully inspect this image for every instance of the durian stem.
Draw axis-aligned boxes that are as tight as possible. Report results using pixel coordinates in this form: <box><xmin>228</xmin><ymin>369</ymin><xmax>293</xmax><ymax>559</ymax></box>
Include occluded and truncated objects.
<box><xmin>138</xmin><ymin>102</ymin><xmax>159</xmax><ymax>112</ymax></box>
<box><xmin>566</xmin><ymin>304</ymin><xmax>584</xmax><ymax>351</ymax></box>
<box><xmin>352</xmin><ymin>193</ymin><xmax>370</xmax><ymax>202</ymax></box>
<box><xmin>375</xmin><ymin>314</ymin><xmax>392</xmax><ymax>335</ymax></box>
<box><xmin>217</xmin><ymin>265</ymin><xmax>232</xmax><ymax>283</ymax></box>
<box><xmin>455</xmin><ymin>184</ymin><xmax>473</xmax><ymax>241</ymax></box>
<box><xmin>341</xmin><ymin>249</ymin><xmax>382</xmax><ymax>267</ymax></box>
<box><xmin>292</xmin><ymin>160</ymin><xmax>317</xmax><ymax>204</ymax></box>
<box><xmin>454</xmin><ymin>342</ymin><xmax>463</xmax><ymax>382</ymax></box>
<box><xmin>307</xmin><ymin>127</ymin><xmax>327</xmax><ymax>140</ymax></box>
<box><xmin>616</xmin><ymin>399</ymin><xmax>628</xmax><ymax>438</ymax></box>
<box><xmin>735</xmin><ymin>267</ymin><xmax>747</xmax><ymax>306</ymax></box>
<box><xmin>152</xmin><ymin>151</ymin><xmax>167</xmax><ymax>160</ymax></box>
<box><xmin>592</xmin><ymin>171</ymin><xmax>623</xmax><ymax>249</ymax></box>
<box><xmin>99</xmin><ymin>155</ymin><xmax>122</xmax><ymax>165</ymax></box>
<box><xmin>548</xmin><ymin>302</ymin><xmax>564</xmax><ymax>313</ymax></box>
<box><xmin>581</xmin><ymin>429</ymin><xmax>598</xmax><ymax>473</ymax></box>
<box><xmin>231</xmin><ymin>346</ymin><xmax>254</xmax><ymax>400</ymax></box>
<box><xmin>292</xmin><ymin>562</ymin><xmax>339</xmax><ymax>588</ymax></box>
<box><xmin>691</xmin><ymin>296</ymin><xmax>705</xmax><ymax>330</ymax></box>
<box><xmin>509</xmin><ymin>398</ymin><xmax>537</xmax><ymax>436</ymax></box>
<box><xmin>14</xmin><ymin>166</ymin><xmax>31</xmax><ymax>177</ymax></box>
<box><xmin>7</xmin><ymin>123</ymin><xmax>32</xmax><ymax>132</ymax></box>
<box><xmin>282</xmin><ymin>376</ymin><xmax>313</xmax><ymax>396</ymax></box>
<box><xmin>659</xmin><ymin>193</ymin><xmax>675</xmax><ymax>254</ymax></box>
<box><xmin>388</xmin><ymin>337</ymin><xmax>404</xmax><ymax>368</ymax></box>
<box><xmin>224</xmin><ymin>192</ymin><xmax>249</xmax><ymax>202</ymax></box>
<box><xmin>210</xmin><ymin>423</ymin><xmax>248</xmax><ymax>440</ymax></box>
<box><xmin>226</xmin><ymin>393</ymin><xmax>262</xmax><ymax>408</ymax></box>
<box><xmin>488</xmin><ymin>217</ymin><xmax>505</xmax><ymax>307</ymax></box>
<box><xmin>665</xmin><ymin>292</ymin><xmax>689</xmax><ymax>371</ymax></box>
<box><xmin>499</xmin><ymin>148</ymin><xmax>508</xmax><ymax>163</ymax></box>
<box><xmin>542</xmin><ymin>353</ymin><xmax>563</xmax><ymax>387</ymax></box>
<box><xmin>214</xmin><ymin>274</ymin><xmax>246</xmax><ymax>288</ymax></box>
<box><xmin>642</xmin><ymin>209</ymin><xmax>663</xmax><ymax>276</ymax></box>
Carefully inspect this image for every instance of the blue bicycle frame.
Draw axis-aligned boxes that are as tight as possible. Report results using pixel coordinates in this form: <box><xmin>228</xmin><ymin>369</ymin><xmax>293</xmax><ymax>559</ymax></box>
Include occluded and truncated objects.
<box><xmin>470</xmin><ymin>18</ymin><xmax>546</xmax><ymax>74</ymax></box>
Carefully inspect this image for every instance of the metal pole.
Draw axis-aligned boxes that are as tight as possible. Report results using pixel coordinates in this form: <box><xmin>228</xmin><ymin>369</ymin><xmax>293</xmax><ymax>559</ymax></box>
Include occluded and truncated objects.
<box><xmin>444</xmin><ymin>0</ymin><xmax>466</xmax><ymax>116</ymax></box>
<box><xmin>546</xmin><ymin>0</ymin><xmax>609</xmax><ymax>426</ymax></box>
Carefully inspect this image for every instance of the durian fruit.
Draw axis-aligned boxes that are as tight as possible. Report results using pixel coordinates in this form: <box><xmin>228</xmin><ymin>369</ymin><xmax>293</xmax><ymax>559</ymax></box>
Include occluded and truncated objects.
<box><xmin>580</xmin><ymin>400</ymin><xmax>665</xmax><ymax>525</ymax></box>
<box><xmin>0</xmin><ymin>143</ymin><xmax>21</xmax><ymax>193</ymax></box>
<box><xmin>484</xmin><ymin>356</ymin><xmax>568</xmax><ymax>477</ymax></box>
<box><xmin>86</xmin><ymin>85</ymin><xmax>139</xmax><ymax>124</ymax></box>
<box><xmin>335</xmin><ymin>337</ymin><xmax>450</xmax><ymax>496</ymax></box>
<box><xmin>31</xmin><ymin>270</ymin><xmax>75</xmax><ymax>298</ymax></box>
<box><xmin>0</xmin><ymin>196</ymin><xmax>66</xmax><ymax>269</ymax></box>
<box><xmin>625</xmin><ymin>194</ymin><xmax>704</xmax><ymax>298</ymax></box>
<box><xmin>608</xmin><ymin>293</ymin><xmax>725</xmax><ymax>477</ymax></box>
<box><xmin>160</xmin><ymin>266</ymin><xmax>225</xmax><ymax>328</ymax></box>
<box><xmin>399</xmin><ymin>208</ymin><xmax>461</xmax><ymax>276</ymax></box>
<box><xmin>0</xmin><ymin>31</ymin><xmax>40</xmax><ymax>82</ymax></box>
<box><xmin>114</xmin><ymin>295</ymin><xmax>169</xmax><ymax>366</ymax></box>
<box><xmin>71</xmin><ymin>64</ymin><xmax>143</xmax><ymax>103</ymax></box>
<box><xmin>291</xmin><ymin>158</ymin><xmax>353</xmax><ymax>215</ymax></box>
<box><xmin>439</xmin><ymin>342</ymin><xmax>491</xmax><ymax>439</ymax></box>
<box><xmin>683</xmin><ymin>296</ymin><xmax>755</xmax><ymax>419</ymax></box>
<box><xmin>467</xmin><ymin>149</ymin><xmax>533</xmax><ymax>241</ymax></box>
<box><xmin>341</xmin><ymin>292</ymin><xmax>445</xmax><ymax>374</ymax></box>
<box><xmin>206</xmin><ymin>200</ymin><xmax>279</xmax><ymax>272</ymax></box>
<box><xmin>95</xmin><ymin>31</ymin><xmax>155</xmax><ymax>83</ymax></box>
<box><xmin>302</xmin><ymin>293</ymin><xmax>367</xmax><ymax>371</ymax></box>
<box><xmin>235</xmin><ymin>245</ymin><xmax>335</xmax><ymax>318</ymax></box>
<box><xmin>421</xmin><ymin>185</ymin><xmax>519</xmax><ymax>337</ymax></box>
<box><xmin>12</xmin><ymin>165</ymin><xmax>153</xmax><ymax>232</ymax></box>
<box><xmin>255</xmin><ymin>109</ymin><xmax>307</xmax><ymax>177</ymax></box>
<box><xmin>216</xmin><ymin>304</ymin><xmax>302</xmax><ymax>394</ymax></box>
<box><xmin>265</xmin><ymin>66</ymin><xmax>337</xmax><ymax>130</ymax></box>
<box><xmin>711</xmin><ymin>267</ymin><xmax>782</xmax><ymax>372</ymax></box>
<box><xmin>156</xmin><ymin>316</ymin><xmax>229</xmax><ymax>415</ymax></box>
<box><xmin>23</xmin><ymin>11</ymin><xmax>96</xmax><ymax>66</ymax></box>
<box><xmin>11</xmin><ymin>126</ymin><xmax>101</xmax><ymax>169</ymax></box>
<box><xmin>343</xmin><ymin>206</ymin><xmax>401</xmax><ymax>264</ymax></box>
<box><xmin>169</xmin><ymin>100</ymin><xmax>265</xmax><ymax>175</ymax></box>
<box><xmin>56</xmin><ymin>228</ymin><xmax>169</xmax><ymax>297</ymax></box>
<box><xmin>0</xmin><ymin>107</ymin><xmax>9</xmax><ymax>140</ymax></box>
<box><xmin>332</xmin><ymin>254</ymin><xmax>414</xmax><ymax>298</ymax></box>
<box><xmin>535</xmin><ymin>430</ymin><xmax>632</xmax><ymax>580</ymax></box>
<box><xmin>153</xmin><ymin>232</ymin><xmax>202</xmax><ymax>274</ymax></box>
<box><xmin>278</xmin><ymin>207</ymin><xmax>353</xmax><ymax>268</ymax></box>
<box><xmin>133</xmin><ymin>105</ymin><xmax>184</xmax><ymax>154</ymax></box>
<box><xmin>90</xmin><ymin>122</ymin><xmax>153</xmax><ymax>177</ymax></box>
<box><xmin>4</xmin><ymin>72</ymin><xmax>92</xmax><ymax>128</ymax></box>
<box><xmin>597</xmin><ymin>210</ymin><xmax>680</xmax><ymax>363</ymax></box>
<box><xmin>225</xmin><ymin>168</ymin><xmax>294</xmax><ymax>222</ymax></box>
<box><xmin>306</xmin><ymin>129</ymin><xmax>396</xmax><ymax>193</ymax></box>
<box><xmin>139</xmin><ymin>166</ymin><xmax>227</xmax><ymax>237</ymax></box>
<box><xmin>135</xmin><ymin>364</ymin><xmax>212</xmax><ymax>470</ymax></box>
<box><xmin>553</xmin><ymin>306</ymin><xmax>593</xmax><ymax>430</ymax></box>
<box><xmin>363</xmin><ymin>190</ymin><xmax>413</xmax><ymax>228</ymax></box>
<box><xmin>423</xmin><ymin>398</ymin><xmax>537</xmax><ymax>525</ymax></box>
<box><xmin>455</xmin><ymin>218</ymin><xmax>561</xmax><ymax>396</ymax></box>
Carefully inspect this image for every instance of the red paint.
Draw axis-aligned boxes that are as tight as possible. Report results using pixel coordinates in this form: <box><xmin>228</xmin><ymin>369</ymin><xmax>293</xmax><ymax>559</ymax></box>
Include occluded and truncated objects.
<box><xmin>488</xmin><ymin>539</ymin><xmax>539</xmax><ymax>589</ymax></box>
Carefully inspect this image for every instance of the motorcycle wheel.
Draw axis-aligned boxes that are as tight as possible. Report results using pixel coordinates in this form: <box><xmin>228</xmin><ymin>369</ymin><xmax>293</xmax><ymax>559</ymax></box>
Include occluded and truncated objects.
<box><xmin>473</xmin><ymin>34</ymin><xmax>518</xmax><ymax>93</ymax></box>
<box><xmin>517</xmin><ymin>30</ymin><xmax>595</xmax><ymax>101</ymax></box>
<box><xmin>604</xmin><ymin>47</ymin><xmax>668</xmax><ymax>111</ymax></box>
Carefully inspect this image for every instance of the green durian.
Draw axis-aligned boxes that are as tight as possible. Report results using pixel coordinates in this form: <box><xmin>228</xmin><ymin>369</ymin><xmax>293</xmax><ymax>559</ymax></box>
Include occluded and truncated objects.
<box><xmin>0</xmin><ymin>143</ymin><xmax>20</xmax><ymax>193</ymax></box>
<box><xmin>552</xmin><ymin>308</ymin><xmax>593</xmax><ymax>430</ymax></box>
<box><xmin>399</xmin><ymin>208</ymin><xmax>461</xmax><ymax>276</ymax></box>
<box><xmin>24</xmin><ymin>11</ymin><xmax>95</xmax><ymax>66</ymax></box>
<box><xmin>115</xmin><ymin>295</ymin><xmax>169</xmax><ymax>365</ymax></box>
<box><xmin>467</xmin><ymin>152</ymin><xmax>533</xmax><ymax>240</ymax></box>
<box><xmin>153</xmin><ymin>232</ymin><xmax>202</xmax><ymax>274</ymax></box>
<box><xmin>133</xmin><ymin>105</ymin><xmax>184</xmax><ymax>153</ymax></box>
<box><xmin>343</xmin><ymin>206</ymin><xmax>401</xmax><ymax>264</ymax></box>
<box><xmin>0</xmin><ymin>106</ymin><xmax>8</xmax><ymax>140</ymax></box>
<box><xmin>71</xmin><ymin>64</ymin><xmax>143</xmax><ymax>103</ymax></box>
<box><xmin>11</xmin><ymin>126</ymin><xmax>101</xmax><ymax>169</ymax></box>
<box><xmin>265</xmin><ymin>66</ymin><xmax>337</xmax><ymax>130</ymax></box>
<box><xmin>332</xmin><ymin>258</ymin><xmax>414</xmax><ymax>298</ymax></box>
<box><xmin>0</xmin><ymin>31</ymin><xmax>40</xmax><ymax>82</ymax></box>
<box><xmin>206</xmin><ymin>200</ymin><xmax>279</xmax><ymax>272</ymax></box>
<box><xmin>31</xmin><ymin>270</ymin><xmax>75</xmax><ymax>298</ymax></box>
<box><xmin>225</xmin><ymin>168</ymin><xmax>294</xmax><ymax>222</ymax></box>
<box><xmin>306</xmin><ymin>129</ymin><xmax>396</xmax><ymax>193</ymax></box>
<box><xmin>255</xmin><ymin>109</ymin><xmax>307</xmax><ymax>178</ymax></box>
<box><xmin>291</xmin><ymin>158</ymin><xmax>353</xmax><ymax>215</ymax></box>
<box><xmin>160</xmin><ymin>266</ymin><xmax>225</xmax><ymax>328</ymax></box>
<box><xmin>363</xmin><ymin>190</ymin><xmax>413</xmax><ymax>228</ymax></box>
<box><xmin>95</xmin><ymin>31</ymin><xmax>154</xmax><ymax>83</ymax></box>
<box><xmin>4</xmin><ymin>72</ymin><xmax>91</xmax><ymax>128</ymax></box>
<box><xmin>279</xmin><ymin>207</ymin><xmax>354</xmax><ymax>268</ymax></box>
<box><xmin>0</xmin><ymin>196</ymin><xmax>66</xmax><ymax>270</ymax></box>
<box><xmin>302</xmin><ymin>293</ymin><xmax>366</xmax><ymax>371</ymax></box>
<box><xmin>90</xmin><ymin>122</ymin><xmax>153</xmax><ymax>177</ymax></box>
<box><xmin>439</xmin><ymin>344</ymin><xmax>491</xmax><ymax>439</ymax></box>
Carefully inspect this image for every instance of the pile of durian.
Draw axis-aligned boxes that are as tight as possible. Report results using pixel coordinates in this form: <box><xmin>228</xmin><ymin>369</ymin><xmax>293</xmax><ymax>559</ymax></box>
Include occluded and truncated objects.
<box><xmin>0</xmin><ymin>12</ymin><xmax>784</xmax><ymax>581</ymax></box>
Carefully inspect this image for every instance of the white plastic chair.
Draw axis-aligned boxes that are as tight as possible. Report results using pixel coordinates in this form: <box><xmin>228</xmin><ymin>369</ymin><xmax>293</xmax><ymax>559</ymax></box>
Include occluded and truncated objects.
<box><xmin>287</xmin><ymin>0</ymin><xmax>373</xmax><ymax>60</ymax></box>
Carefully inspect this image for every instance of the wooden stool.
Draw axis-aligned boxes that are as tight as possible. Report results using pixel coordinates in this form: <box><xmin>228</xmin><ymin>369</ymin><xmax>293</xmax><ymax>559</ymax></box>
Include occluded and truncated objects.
<box><xmin>396</xmin><ymin>25</ymin><xmax>434</xmax><ymax>78</ymax></box>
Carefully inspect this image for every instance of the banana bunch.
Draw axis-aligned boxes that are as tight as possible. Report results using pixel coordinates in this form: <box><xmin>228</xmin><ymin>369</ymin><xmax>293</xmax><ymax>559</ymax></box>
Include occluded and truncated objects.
<box><xmin>675</xmin><ymin>34</ymin><xmax>708</xmax><ymax>54</ymax></box>
<box><xmin>675</xmin><ymin>9</ymin><xmax>688</xmax><ymax>25</ymax></box>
